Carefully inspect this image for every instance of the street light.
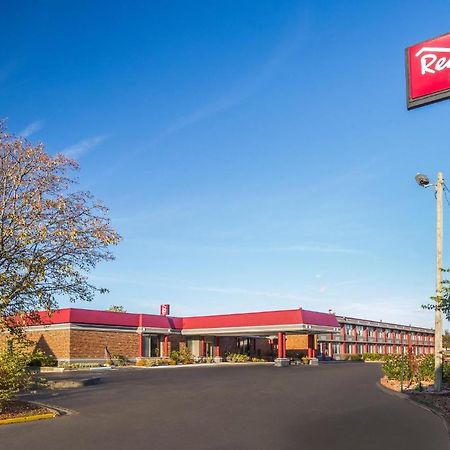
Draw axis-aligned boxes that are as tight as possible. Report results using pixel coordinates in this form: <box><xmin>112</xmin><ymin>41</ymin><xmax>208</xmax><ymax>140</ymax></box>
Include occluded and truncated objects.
<box><xmin>415</xmin><ymin>172</ymin><xmax>444</xmax><ymax>392</ymax></box>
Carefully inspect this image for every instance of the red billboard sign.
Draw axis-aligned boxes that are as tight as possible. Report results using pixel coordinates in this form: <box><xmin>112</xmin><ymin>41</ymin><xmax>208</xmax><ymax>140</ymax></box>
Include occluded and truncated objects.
<box><xmin>406</xmin><ymin>32</ymin><xmax>450</xmax><ymax>109</ymax></box>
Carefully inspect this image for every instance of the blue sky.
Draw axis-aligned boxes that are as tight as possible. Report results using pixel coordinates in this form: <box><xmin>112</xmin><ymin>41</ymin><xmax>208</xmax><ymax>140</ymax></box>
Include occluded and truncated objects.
<box><xmin>2</xmin><ymin>1</ymin><xmax>450</xmax><ymax>327</ymax></box>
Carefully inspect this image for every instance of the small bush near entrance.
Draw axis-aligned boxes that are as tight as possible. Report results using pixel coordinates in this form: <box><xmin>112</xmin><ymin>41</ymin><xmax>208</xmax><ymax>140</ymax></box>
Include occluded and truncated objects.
<box><xmin>226</xmin><ymin>353</ymin><xmax>250</xmax><ymax>363</ymax></box>
<box><xmin>349</xmin><ymin>354</ymin><xmax>363</xmax><ymax>362</ymax></box>
<box><xmin>111</xmin><ymin>354</ymin><xmax>128</xmax><ymax>366</ymax></box>
<box><xmin>169</xmin><ymin>347</ymin><xmax>194</xmax><ymax>365</ymax></box>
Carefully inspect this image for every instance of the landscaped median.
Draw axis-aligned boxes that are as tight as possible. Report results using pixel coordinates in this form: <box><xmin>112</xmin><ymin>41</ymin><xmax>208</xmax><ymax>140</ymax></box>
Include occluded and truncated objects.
<box><xmin>0</xmin><ymin>401</ymin><xmax>57</xmax><ymax>425</ymax></box>
<box><xmin>379</xmin><ymin>352</ymin><xmax>450</xmax><ymax>429</ymax></box>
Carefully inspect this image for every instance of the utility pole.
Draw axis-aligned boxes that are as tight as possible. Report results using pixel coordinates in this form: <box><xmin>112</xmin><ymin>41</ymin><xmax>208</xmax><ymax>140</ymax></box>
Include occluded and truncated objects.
<box><xmin>435</xmin><ymin>172</ymin><xmax>444</xmax><ymax>392</ymax></box>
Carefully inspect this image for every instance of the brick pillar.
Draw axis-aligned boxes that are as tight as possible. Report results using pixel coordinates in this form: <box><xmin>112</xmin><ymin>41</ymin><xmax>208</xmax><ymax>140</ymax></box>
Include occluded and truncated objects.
<box><xmin>363</xmin><ymin>327</ymin><xmax>367</xmax><ymax>353</ymax></box>
<box><xmin>138</xmin><ymin>314</ymin><xmax>143</xmax><ymax>358</ymax></box>
<box><xmin>353</xmin><ymin>325</ymin><xmax>357</xmax><ymax>354</ymax></box>
<box><xmin>163</xmin><ymin>335</ymin><xmax>169</xmax><ymax>357</ymax></box>
<box><xmin>277</xmin><ymin>332</ymin><xmax>285</xmax><ymax>358</ymax></box>
<box><xmin>214</xmin><ymin>337</ymin><xmax>221</xmax><ymax>357</ymax></box>
<box><xmin>383</xmin><ymin>329</ymin><xmax>387</xmax><ymax>354</ymax></box>
<box><xmin>329</xmin><ymin>333</ymin><xmax>334</xmax><ymax>358</ymax></box>
<box><xmin>340</xmin><ymin>324</ymin><xmax>346</xmax><ymax>355</ymax></box>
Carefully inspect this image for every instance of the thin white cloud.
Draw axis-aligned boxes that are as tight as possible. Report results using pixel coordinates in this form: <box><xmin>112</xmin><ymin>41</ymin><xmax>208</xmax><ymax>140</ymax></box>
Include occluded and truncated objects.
<box><xmin>267</xmin><ymin>244</ymin><xmax>366</xmax><ymax>255</ymax></box>
<box><xmin>62</xmin><ymin>135</ymin><xmax>107</xmax><ymax>159</ymax></box>
<box><xmin>18</xmin><ymin>119</ymin><xmax>45</xmax><ymax>138</ymax></box>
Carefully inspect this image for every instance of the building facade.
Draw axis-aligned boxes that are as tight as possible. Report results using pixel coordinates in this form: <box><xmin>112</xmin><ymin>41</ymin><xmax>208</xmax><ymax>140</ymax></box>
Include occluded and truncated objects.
<box><xmin>316</xmin><ymin>316</ymin><xmax>434</xmax><ymax>357</ymax></box>
<box><xmin>1</xmin><ymin>307</ymin><xmax>435</xmax><ymax>362</ymax></box>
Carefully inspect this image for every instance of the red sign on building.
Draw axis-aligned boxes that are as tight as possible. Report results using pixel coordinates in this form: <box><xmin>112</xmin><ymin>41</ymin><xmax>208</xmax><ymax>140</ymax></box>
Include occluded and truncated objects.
<box><xmin>406</xmin><ymin>32</ymin><xmax>450</xmax><ymax>109</ymax></box>
<box><xmin>160</xmin><ymin>304</ymin><xmax>170</xmax><ymax>316</ymax></box>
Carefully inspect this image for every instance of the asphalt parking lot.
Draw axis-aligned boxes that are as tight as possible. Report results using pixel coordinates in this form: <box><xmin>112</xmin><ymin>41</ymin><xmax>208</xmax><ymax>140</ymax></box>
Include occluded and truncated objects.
<box><xmin>1</xmin><ymin>363</ymin><xmax>448</xmax><ymax>450</ymax></box>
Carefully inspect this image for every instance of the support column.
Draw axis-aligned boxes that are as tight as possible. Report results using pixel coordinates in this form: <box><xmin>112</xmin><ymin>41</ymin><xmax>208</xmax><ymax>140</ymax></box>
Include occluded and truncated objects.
<box><xmin>307</xmin><ymin>334</ymin><xmax>316</xmax><ymax>358</ymax></box>
<box><xmin>374</xmin><ymin>327</ymin><xmax>378</xmax><ymax>354</ymax></box>
<box><xmin>199</xmin><ymin>337</ymin><xmax>206</xmax><ymax>358</ymax></box>
<box><xmin>363</xmin><ymin>327</ymin><xmax>369</xmax><ymax>354</ymax></box>
<box><xmin>274</xmin><ymin>332</ymin><xmax>289</xmax><ymax>367</ymax></box>
<box><xmin>138</xmin><ymin>314</ymin><xmax>143</xmax><ymax>358</ymax></box>
<box><xmin>163</xmin><ymin>335</ymin><xmax>169</xmax><ymax>357</ymax></box>
<box><xmin>214</xmin><ymin>336</ymin><xmax>222</xmax><ymax>362</ymax></box>
<box><xmin>340</xmin><ymin>324</ymin><xmax>346</xmax><ymax>356</ymax></box>
<box><xmin>353</xmin><ymin>325</ymin><xmax>357</xmax><ymax>354</ymax></box>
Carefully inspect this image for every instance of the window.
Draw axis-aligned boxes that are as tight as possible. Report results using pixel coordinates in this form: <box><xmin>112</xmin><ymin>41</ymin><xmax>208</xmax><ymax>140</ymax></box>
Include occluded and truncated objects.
<box><xmin>356</xmin><ymin>325</ymin><xmax>364</xmax><ymax>336</ymax></box>
<box><xmin>345</xmin><ymin>324</ymin><xmax>353</xmax><ymax>335</ymax></box>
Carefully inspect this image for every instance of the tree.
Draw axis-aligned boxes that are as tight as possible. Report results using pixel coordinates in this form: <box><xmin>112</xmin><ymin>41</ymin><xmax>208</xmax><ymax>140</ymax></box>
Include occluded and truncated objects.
<box><xmin>443</xmin><ymin>330</ymin><xmax>450</xmax><ymax>349</ymax></box>
<box><xmin>423</xmin><ymin>269</ymin><xmax>450</xmax><ymax>315</ymax></box>
<box><xmin>108</xmin><ymin>305</ymin><xmax>126</xmax><ymax>313</ymax></box>
<box><xmin>0</xmin><ymin>124</ymin><xmax>121</xmax><ymax>335</ymax></box>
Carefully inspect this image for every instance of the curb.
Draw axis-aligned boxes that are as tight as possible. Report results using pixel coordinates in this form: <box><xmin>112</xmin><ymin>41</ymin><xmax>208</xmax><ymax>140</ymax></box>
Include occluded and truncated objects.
<box><xmin>0</xmin><ymin>400</ymin><xmax>78</xmax><ymax>426</ymax></box>
<box><xmin>376</xmin><ymin>381</ymin><xmax>450</xmax><ymax>440</ymax></box>
<box><xmin>0</xmin><ymin>412</ymin><xmax>56</xmax><ymax>426</ymax></box>
<box><xmin>132</xmin><ymin>362</ymin><xmax>272</xmax><ymax>369</ymax></box>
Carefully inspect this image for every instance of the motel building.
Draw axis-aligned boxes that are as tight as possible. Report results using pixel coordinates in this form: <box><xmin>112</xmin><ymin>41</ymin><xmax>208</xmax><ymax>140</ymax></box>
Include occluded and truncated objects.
<box><xmin>5</xmin><ymin>305</ymin><xmax>435</xmax><ymax>364</ymax></box>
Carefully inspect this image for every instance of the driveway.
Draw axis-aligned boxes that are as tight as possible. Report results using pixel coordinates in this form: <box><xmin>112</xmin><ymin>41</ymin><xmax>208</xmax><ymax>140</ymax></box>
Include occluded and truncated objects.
<box><xmin>1</xmin><ymin>363</ymin><xmax>448</xmax><ymax>450</ymax></box>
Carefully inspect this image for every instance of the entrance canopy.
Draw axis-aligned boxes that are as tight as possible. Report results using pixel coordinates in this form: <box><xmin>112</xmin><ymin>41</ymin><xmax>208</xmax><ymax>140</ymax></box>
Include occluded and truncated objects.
<box><xmin>180</xmin><ymin>308</ymin><xmax>339</xmax><ymax>337</ymax></box>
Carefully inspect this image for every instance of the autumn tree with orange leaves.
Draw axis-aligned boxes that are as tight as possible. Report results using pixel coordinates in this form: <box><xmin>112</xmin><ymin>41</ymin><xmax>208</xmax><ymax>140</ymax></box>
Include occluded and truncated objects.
<box><xmin>0</xmin><ymin>124</ymin><xmax>121</xmax><ymax>335</ymax></box>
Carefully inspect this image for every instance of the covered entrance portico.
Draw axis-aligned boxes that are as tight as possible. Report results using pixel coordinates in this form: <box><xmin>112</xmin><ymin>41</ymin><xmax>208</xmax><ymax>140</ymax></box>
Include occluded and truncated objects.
<box><xmin>181</xmin><ymin>308</ymin><xmax>340</xmax><ymax>365</ymax></box>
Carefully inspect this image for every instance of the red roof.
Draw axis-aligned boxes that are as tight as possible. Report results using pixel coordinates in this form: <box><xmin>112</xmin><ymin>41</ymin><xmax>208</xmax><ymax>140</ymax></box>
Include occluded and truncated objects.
<box><xmin>181</xmin><ymin>308</ymin><xmax>338</xmax><ymax>329</ymax></box>
<box><xmin>36</xmin><ymin>308</ymin><xmax>183</xmax><ymax>329</ymax></box>
<box><xmin>34</xmin><ymin>307</ymin><xmax>338</xmax><ymax>330</ymax></box>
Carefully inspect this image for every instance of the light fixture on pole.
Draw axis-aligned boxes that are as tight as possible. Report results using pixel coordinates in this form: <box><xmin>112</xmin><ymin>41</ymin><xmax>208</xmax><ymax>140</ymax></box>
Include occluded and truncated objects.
<box><xmin>415</xmin><ymin>172</ymin><xmax>444</xmax><ymax>392</ymax></box>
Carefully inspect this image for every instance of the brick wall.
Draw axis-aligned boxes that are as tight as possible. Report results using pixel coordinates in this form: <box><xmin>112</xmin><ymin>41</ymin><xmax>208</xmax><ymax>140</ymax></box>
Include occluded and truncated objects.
<box><xmin>70</xmin><ymin>330</ymin><xmax>139</xmax><ymax>359</ymax></box>
<box><xmin>0</xmin><ymin>329</ymin><xmax>71</xmax><ymax>359</ymax></box>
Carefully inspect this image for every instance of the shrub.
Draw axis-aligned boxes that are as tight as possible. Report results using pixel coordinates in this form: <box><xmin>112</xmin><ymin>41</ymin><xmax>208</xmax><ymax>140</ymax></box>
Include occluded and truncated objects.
<box><xmin>339</xmin><ymin>353</ymin><xmax>350</xmax><ymax>361</ymax></box>
<box><xmin>383</xmin><ymin>352</ymin><xmax>450</xmax><ymax>384</ymax></box>
<box><xmin>349</xmin><ymin>354</ymin><xmax>363</xmax><ymax>362</ymax></box>
<box><xmin>178</xmin><ymin>347</ymin><xmax>194</xmax><ymax>364</ymax></box>
<box><xmin>111</xmin><ymin>354</ymin><xmax>128</xmax><ymax>366</ymax></box>
<box><xmin>170</xmin><ymin>351</ymin><xmax>180</xmax><ymax>364</ymax></box>
<box><xmin>382</xmin><ymin>354</ymin><xmax>411</xmax><ymax>381</ymax></box>
<box><xmin>226</xmin><ymin>353</ymin><xmax>251</xmax><ymax>363</ymax></box>
<box><xmin>251</xmin><ymin>357</ymin><xmax>266</xmax><ymax>362</ymax></box>
<box><xmin>28</xmin><ymin>349</ymin><xmax>57</xmax><ymax>367</ymax></box>
<box><xmin>417</xmin><ymin>354</ymin><xmax>435</xmax><ymax>382</ymax></box>
<box><xmin>0</xmin><ymin>340</ymin><xmax>32</xmax><ymax>412</ymax></box>
<box><xmin>363</xmin><ymin>353</ymin><xmax>386</xmax><ymax>362</ymax></box>
<box><xmin>135</xmin><ymin>358</ymin><xmax>150</xmax><ymax>367</ymax></box>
